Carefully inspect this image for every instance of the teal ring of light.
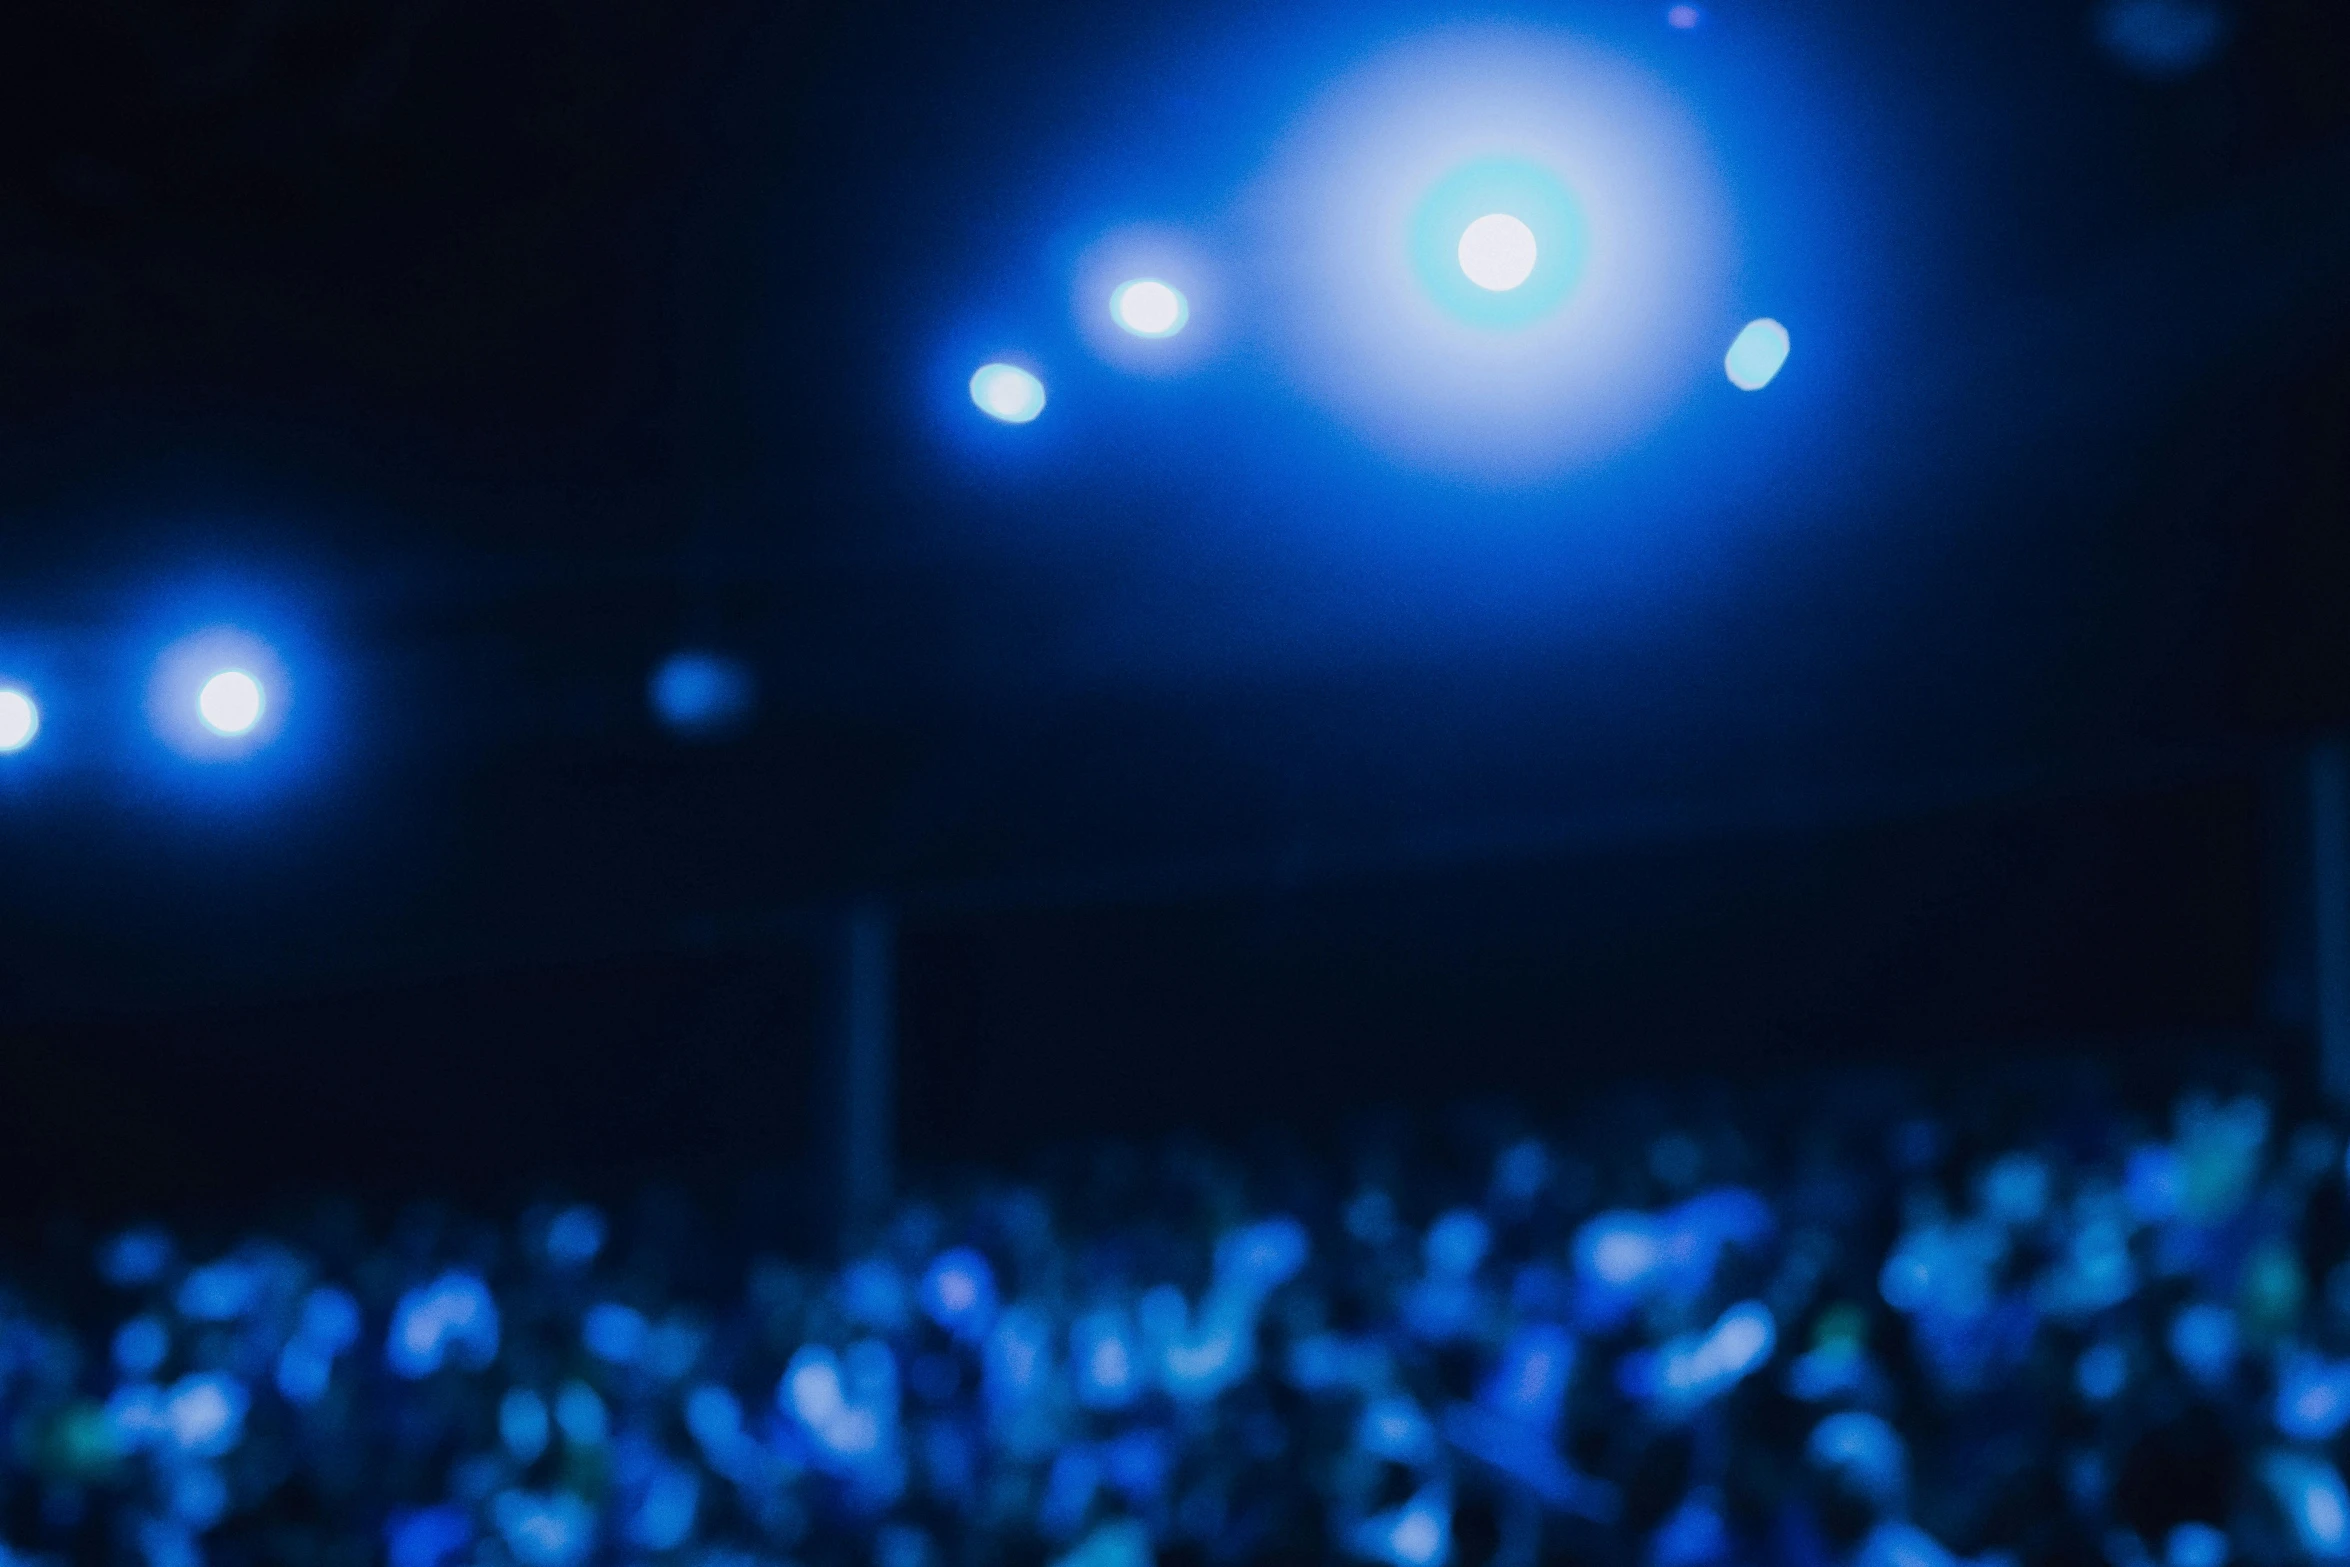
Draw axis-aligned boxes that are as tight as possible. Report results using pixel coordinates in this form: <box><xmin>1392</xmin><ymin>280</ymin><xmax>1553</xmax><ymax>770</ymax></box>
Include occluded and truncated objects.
<box><xmin>1409</xmin><ymin>157</ymin><xmax>1590</xmax><ymax>330</ymax></box>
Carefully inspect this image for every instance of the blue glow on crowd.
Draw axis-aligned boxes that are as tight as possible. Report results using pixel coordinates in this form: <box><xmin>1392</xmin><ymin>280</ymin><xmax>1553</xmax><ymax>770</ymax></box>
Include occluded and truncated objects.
<box><xmin>6</xmin><ymin>1085</ymin><xmax>2350</xmax><ymax>1566</ymax></box>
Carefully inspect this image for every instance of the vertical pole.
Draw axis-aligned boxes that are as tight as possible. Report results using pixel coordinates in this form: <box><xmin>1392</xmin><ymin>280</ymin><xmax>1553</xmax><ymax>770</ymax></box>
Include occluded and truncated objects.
<box><xmin>2314</xmin><ymin>740</ymin><xmax>2350</xmax><ymax>1102</ymax></box>
<box><xmin>828</xmin><ymin>898</ymin><xmax>897</xmax><ymax>1253</ymax></box>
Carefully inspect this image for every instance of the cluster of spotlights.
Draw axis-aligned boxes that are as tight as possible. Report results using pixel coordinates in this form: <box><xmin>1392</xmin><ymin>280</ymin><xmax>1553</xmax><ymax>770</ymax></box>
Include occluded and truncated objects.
<box><xmin>0</xmin><ymin>631</ymin><xmax>281</xmax><ymax>767</ymax></box>
<box><xmin>972</xmin><ymin>255</ymin><xmax>1789</xmax><ymax>426</ymax></box>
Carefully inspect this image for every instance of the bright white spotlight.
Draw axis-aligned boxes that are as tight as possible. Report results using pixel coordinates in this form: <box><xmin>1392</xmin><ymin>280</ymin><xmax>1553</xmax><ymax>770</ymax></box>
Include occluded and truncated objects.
<box><xmin>1110</xmin><ymin>279</ymin><xmax>1189</xmax><ymax>338</ymax></box>
<box><xmin>198</xmin><ymin>670</ymin><xmax>265</xmax><ymax>736</ymax></box>
<box><xmin>0</xmin><ymin>687</ymin><xmax>37</xmax><ymax>754</ymax></box>
<box><xmin>150</xmin><ymin>627</ymin><xmax>288</xmax><ymax>760</ymax></box>
<box><xmin>969</xmin><ymin>362</ymin><xmax>1046</xmax><ymax>424</ymax></box>
<box><xmin>1724</xmin><ymin>318</ymin><xmax>1791</xmax><ymax>390</ymax></box>
<box><xmin>1250</xmin><ymin>25</ymin><xmax>1736</xmax><ymax>478</ymax></box>
<box><xmin>1458</xmin><ymin>214</ymin><xmax>1538</xmax><ymax>292</ymax></box>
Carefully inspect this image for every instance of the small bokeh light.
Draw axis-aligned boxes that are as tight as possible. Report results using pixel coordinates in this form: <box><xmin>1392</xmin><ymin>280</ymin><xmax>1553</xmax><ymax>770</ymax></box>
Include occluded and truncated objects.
<box><xmin>0</xmin><ymin>686</ymin><xmax>38</xmax><ymax>754</ymax></box>
<box><xmin>650</xmin><ymin>650</ymin><xmax>758</xmax><ymax>739</ymax></box>
<box><xmin>1110</xmin><ymin>279</ymin><xmax>1190</xmax><ymax>339</ymax></box>
<box><xmin>149</xmin><ymin>627</ymin><xmax>289</xmax><ymax>761</ymax></box>
<box><xmin>1725</xmin><ymin>318</ymin><xmax>1791</xmax><ymax>390</ymax></box>
<box><xmin>969</xmin><ymin>363</ymin><xmax>1047</xmax><ymax>424</ymax></box>
<box><xmin>1666</xmin><ymin>4</ymin><xmax>1703</xmax><ymax>28</ymax></box>
<box><xmin>1457</xmin><ymin>214</ymin><xmax>1539</xmax><ymax>292</ymax></box>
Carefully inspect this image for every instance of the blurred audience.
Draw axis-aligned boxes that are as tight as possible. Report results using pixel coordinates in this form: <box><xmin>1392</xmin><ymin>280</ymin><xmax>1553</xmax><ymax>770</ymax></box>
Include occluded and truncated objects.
<box><xmin>2</xmin><ymin>1078</ymin><xmax>2345</xmax><ymax>1567</ymax></box>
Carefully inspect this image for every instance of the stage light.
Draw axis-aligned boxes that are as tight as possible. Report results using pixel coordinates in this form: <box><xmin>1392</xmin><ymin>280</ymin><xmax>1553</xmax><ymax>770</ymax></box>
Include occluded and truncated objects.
<box><xmin>1458</xmin><ymin>214</ymin><xmax>1538</xmax><ymax>292</ymax></box>
<box><xmin>1725</xmin><ymin>318</ymin><xmax>1790</xmax><ymax>390</ymax></box>
<box><xmin>149</xmin><ymin>627</ymin><xmax>289</xmax><ymax>760</ymax></box>
<box><xmin>969</xmin><ymin>362</ymin><xmax>1046</xmax><ymax>424</ymax></box>
<box><xmin>198</xmin><ymin>670</ymin><xmax>264</xmax><ymax>736</ymax></box>
<box><xmin>650</xmin><ymin>650</ymin><xmax>756</xmax><ymax>738</ymax></box>
<box><xmin>1111</xmin><ymin>279</ymin><xmax>1189</xmax><ymax>338</ymax></box>
<box><xmin>0</xmin><ymin>687</ymin><xmax>37</xmax><ymax>753</ymax></box>
<box><xmin>1252</xmin><ymin>26</ymin><xmax>1735</xmax><ymax>478</ymax></box>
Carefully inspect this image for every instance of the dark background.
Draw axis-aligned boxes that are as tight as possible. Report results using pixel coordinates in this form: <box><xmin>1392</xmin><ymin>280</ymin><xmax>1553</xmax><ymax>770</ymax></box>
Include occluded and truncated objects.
<box><xmin>0</xmin><ymin>0</ymin><xmax>2343</xmax><ymax>1237</ymax></box>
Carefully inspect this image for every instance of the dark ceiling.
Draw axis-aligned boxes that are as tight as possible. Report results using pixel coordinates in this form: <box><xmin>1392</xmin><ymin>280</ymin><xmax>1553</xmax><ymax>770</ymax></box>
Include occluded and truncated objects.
<box><xmin>0</xmin><ymin>0</ymin><xmax>2344</xmax><ymax>1020</ymax></box>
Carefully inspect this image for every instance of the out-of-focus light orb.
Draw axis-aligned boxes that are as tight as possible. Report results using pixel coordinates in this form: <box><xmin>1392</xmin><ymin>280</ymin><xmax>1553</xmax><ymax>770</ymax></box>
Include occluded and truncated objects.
<box><xmin>1667</xmin><ymin>4</ymin><xmax>1703</xmax><ymax>27</ymax></box>
<box><xmin>2096</xmin><ymin>0</ymin><xmax>2229</xmax><ymax>78</ymax></box>
<box><xmin>649</xmin><ymin>651</ymin><xmax>756</xmax><ymax>738</ymax></box>
<box><xmin>1725</xmin><ymin>318</ymin><xmax>1791</xmax><ymax>390</ymax></box>
<box><xmin>1458</xmin><ymin>214</ymin><xmax>1538</xmax><ymax>291</ymax></box>
<box><xmin>0</xmin><ymin>687</ymin><xmax>37</xmax><ymax>753</ymax></box>
<box><xmin>1251</xmin><ymin>25</ymin><xmax>1735</xmax><ymax>478</ymax></box>
<box><xmin>969</xmin><ymin>362</ymin><xmax>1046</xmax><ymax>424</ymax></box>
<box><xmin>197</xmin><ymin>670</ymin><xmax>265</xmax><ymax>736</ymax></box>
<box><xmin>1110</xmin><ymin>279</ymin><xmax>1189</xmax><ymax>338</ymax></box>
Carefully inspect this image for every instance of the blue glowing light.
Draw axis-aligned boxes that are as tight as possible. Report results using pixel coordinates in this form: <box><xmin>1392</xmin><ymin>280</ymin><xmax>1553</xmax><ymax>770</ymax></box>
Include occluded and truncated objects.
<box><xmin>492</xmin><ymin>1489</ymin><xmax>597</xmax><ymax>1567</ymax></box>
<box><xmin>387</xmin><ymin>1272</ymin><xmax>500</xmax><ymax>1379</ymax></box>
<box><xmin>149</xmin><ymin>628</ymin><xmax>289</xmax><ymax>760</ymax></box>
<box><xmin>1482</xmin><ymin>1324</ymin><xmax>1576</xmax><ymax>1429</ymax></box>
<box><xmin>1219</xmin><ymin>1215</ymin><xmax>1311</xmax><ymax>1296</ymax></box>
<box><xmin>1111</xmin><ymin>279</ymin><xmax>1189</xmax><ymax>338</ymax></box>
<box><xmin>921</xmin><ymin>1248</ymin><xmax>1000</xmax><ymax>1340</ymax></box>
<box><xmin>1053</xmin><ymin>1519</ymin><xmax>1153</xmax><ymax>1567</ymax></box>
<box><xmin>1578</xmin><ymin>1212</ymin><xmax>1664</xmax><ymax>1288</ymax></box>
<box><xmin>986</xmin><ymin>1305</ymin><xmax>1052</xmax><ymax>1406</ymax></box>
<box><xmin>970</xmin><ymin>363</ymin><xmax>1046</xmax><ymax>424</ymax></box>
<box><xmin>2260</xmin><ymin>1453</ymin><xmax>2350</xmax><ymax>1558</ymax></box>
<box><xmin>1354</xmin><ymin>1484</ymin><xmax>1453</xmax><ymax>1567</ymax></box>
<box><xmin>100</xmin><ymin>1227</ymin><xmax>174</xmax><ymax>1286</ymax></box>
<box><xmin>650</xmin><ymin>650</ymin><xmax>756</xmax><ymax>737</ymax></box>
<box><xmin>276</xmin><ymin>1342</ymin><xmax>332</xmax><ymax>1405</ymax></box>
<box><xmin>785</xmin><ymin>1345</ymin><xmax>887</xmax><ymax>1460</ymax></box>
<box><xmin>1667</xmin><ymin>5</ymin><xmax>1702</xmax><ymax>27</ymax></box>
<box><xmin>1072</xmin><ymin>1310</ymin><xmax>1141</xmax><ymax>1409</ymax></box>
<box><xmin>2276</xmin><ymin>1353</ymin><xmax>2350</xmax><ymax>1441</ymax></box>
<box><xmin>0</xmin><ymin>687</ymin><xmax>37</xmax><ymax>753</ymax></box>
<box><xmin>162</xmin><ymin>1373</ymin><xmax>249</xmax><ymax>1459</ymax></box>
<box><xmin>544</xmin><ymin>1205</ymin><xmax>606</xmax><ymax>1268</ymax></box>
<box><xmin>1808</xmin><ymin>1411</ymin><xmax>1907</xmax><ymax>1509</ymax></box>
<box><xmin>1255</xmin><ymin>26</ymin><xmax>1735</xmax><ymax>478</ymax></box>
<box><xmin>2077</xmin><ymin>1343</ymin><xmax>2129</xmax><ymax>1402</ymax></box>
<box><xmin>554</xmin><ymin>1381</ymin><xmax>608</xmax><ymax>1447</ymax></box>
<box><xmin>1651</xmin><ymin>1489</ymin><xmax>1730</xmax><ymax>1567</ymax></box>
<box><xmin>1856</xmin><ymin>1522</ymin><xmax>1959</xmax><ymax>1567</ymax></box>
<box><xmin>1424</xmin><ymin>1210</ymin><xmax>1492</xmax><ymax>1278</ymax></box>
<box><xmin>1725</xmin><ymin>319</ymin><xmax>1791</xmax><ymax>390</ymax></box>
<box><xmin>2168</xmin><ymin>1303</ymin><xmax>2237</xmax><ymax>1388</ymax></box>
<box><xmin>297</xmin><ymin>1286</ymin><xmax>361</xmax><ymax>1353</ymax></box>
<box><xmin>1412</xmin><ymin>160</ymin><xmax>1588</xmax><ymax>329</ymax></box>
<box><xmin>629</xmin><ymin>1465</ymin><xmax>700</xmax><ymax>1552</ymax></box>
<box><xmin>114</xmin><ymin>1318</ymin><xmax>169</xmax><ymax>1379</ymax></box>
<box><xmin>388</xmin><ymin>1505</ymin><xmax>473</xmax><ymax>1567</ymax></box>
<box><xmin>177</xmin><ymin>1259</ymin><xmax>259</xmax><ymax>1321</ymax></box>
<box><xmin>843</xmin><ymin>1257</ymin><xmax>912</xmax><ymax>1330</ymax></box>
<box><xmin>2126</xmin><ymin>1145</ymin><xmax>2184</xmax><ymax>1220</ymax></box>
<box><xmin>1626</xmin><ymin>1300</ymin><xmax>1777</xmax><ymax>1414</ymax></box>
<box><xmin>501</xmin><ymin>1389</ymin><xmax>551</xmax><ymax>1463</ymax></box>
<box><xmin>582</xmin><ymin>1302</ymin><xmax>649</xmax><ymax>1364</ymax></box>
<box><xmin>1359</xmin><ymin>1394</ymin><xmax>1439</xmax><ymax>1465</ymax></box>
<box><xmin>2167</xmin><ymin>1523</ymin><xmax>2230</xmax><ymax>1567</ymax></box>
